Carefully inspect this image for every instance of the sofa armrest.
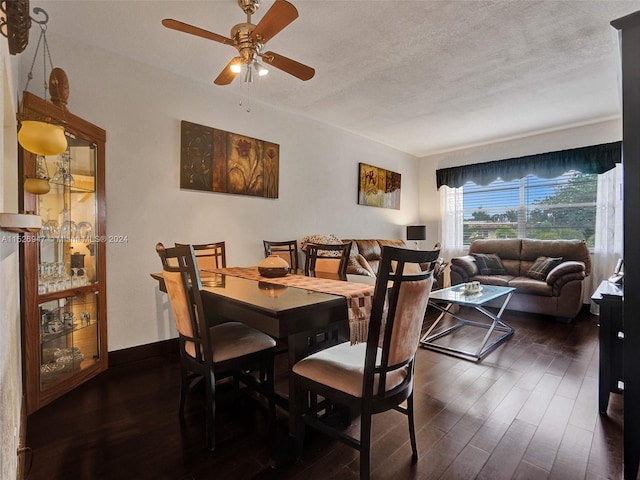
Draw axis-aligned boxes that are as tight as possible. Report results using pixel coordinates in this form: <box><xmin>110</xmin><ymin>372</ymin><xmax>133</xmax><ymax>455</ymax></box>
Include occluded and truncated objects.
<box><xmin>450</xmin><ymin>255</ymin><xmax>477</xmax><ymax>284</ymax></box>
<box><xmin>546</xmin><ymin>261</ymin><xmax>586</xmax><ymax>294</ymax></box>
<box><xmin>451</xmin><ymin>255</ymin><xmax>478</xmax><ymax>275</ymax></box>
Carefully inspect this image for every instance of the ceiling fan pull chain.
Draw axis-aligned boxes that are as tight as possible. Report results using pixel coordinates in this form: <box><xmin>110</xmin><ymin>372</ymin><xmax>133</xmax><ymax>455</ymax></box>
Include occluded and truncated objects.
<box><xmin>245</xmin><ymin>76</ymin><xmax>251</xmax><ymax>112</ymax></box>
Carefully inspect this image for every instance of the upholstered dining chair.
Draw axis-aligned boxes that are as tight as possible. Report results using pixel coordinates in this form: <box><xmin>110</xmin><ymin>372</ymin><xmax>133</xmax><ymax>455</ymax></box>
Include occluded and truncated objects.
<box><xmin>175</xmin><ymin>241</ymin><xmax>226</xmax><ymax>271</ymax></box>
<box><xmin>263</xmin><ymin>239</ymin><xmax>299</xmax><ymax>272</ymax></box>
<box><xmin>156</xmin><ymin>243</ymin><xmax>275</xmax><ymax>451</ymax></box>
<box><xmin>304</xmin><ymin>242</ymin><xmax>352</xmax><ymax>281</ymax></box>
<box><xmin>292</xmin><ymin>245</ymin><xmax>440</xmax><ymax>479</ymax></box>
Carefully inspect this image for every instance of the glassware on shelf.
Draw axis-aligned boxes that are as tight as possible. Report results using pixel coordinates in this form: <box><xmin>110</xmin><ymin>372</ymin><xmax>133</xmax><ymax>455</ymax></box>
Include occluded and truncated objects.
<box><xmin>59</xmin><ymin>220</ymin><xmax>77</xmax><ymax>240</ymax></box>
<box><xmin>50</xmin><ymin>150</ymin><xmax>74</xmax><ymax>187</ymax></box>
<box><xmin>76</xmin><ymin>222</ymin><xmax>92</xmax><ymax>242</ymax></box>
<box><xmin>37</xmin><ymin>262</ymin><xmax>72</xmax><ymax>294</ymax></box>
<box><xmin>62</xmin><ymin>312</ymin><xmax>75</xmax><ymax>329</ymax></box>
<box><xmin>39</xmin><ymin>209</ymin><xmax>59</xmax><ymax>239</ymax></box>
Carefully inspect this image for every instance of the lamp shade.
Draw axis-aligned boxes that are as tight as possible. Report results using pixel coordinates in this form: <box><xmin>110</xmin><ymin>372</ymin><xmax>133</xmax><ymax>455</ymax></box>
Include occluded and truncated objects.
<box><xmin>406</xmin><ymin>225</ymin><xmax>426</xmax><ymax>241</ymax></box>
<box><xmin>18</xmin><ymin>120</ymin><xmax>67</xmax><ymax>156</ymax></box>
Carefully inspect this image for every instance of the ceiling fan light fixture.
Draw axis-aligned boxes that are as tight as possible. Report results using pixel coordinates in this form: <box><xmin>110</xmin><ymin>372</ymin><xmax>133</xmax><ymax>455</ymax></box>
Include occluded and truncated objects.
<box><xmin>254</xmin><ymin>61</ymin><xmax>268</xmax><ymax>76</ymax></box>
<box><xmin>230</xmin><ymin>56</ymin><xmax>243</xmax><ymax>73</ymax></box>
<box><xmin>163</xmin><ymin>0</ymin><xmax>315</xmax><ymax>85</ymax></box>
<box><xmin>244</xmin><ymin>64</ymin><xmax>254</xmax><ymax>83</ymax></box>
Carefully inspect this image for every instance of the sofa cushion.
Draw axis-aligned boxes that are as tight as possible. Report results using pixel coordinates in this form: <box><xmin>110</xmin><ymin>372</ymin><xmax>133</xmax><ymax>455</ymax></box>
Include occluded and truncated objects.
<box><xmin>469</xmin><ymin>238</ymin><xmax>522</xmax><ymax>260</ymax></box>
<box><xmin>349</xmin><ymin>254</ymin><xmax>375</xmax><ymax>277</ymax></box>
<box><xmin>508</xmin><ymin>277</ymin><xmax>554</xmax><ymax>296</ymax></box>
<box><xmin>527</xmin><ymin>256</ymin><xmax>563</xmax><ymax>281</ymax></box>
<box><xmin>521</xmin><ymin>239</ymin><xmax>591</xmax><ymax>276</ymax></box>
<box><xmin>345</xmin><ymin>239</ymin><xmax>407</xmax><ymax>276</ymax></box>
<box><xmin>471</xmin><ymin>274</ymin><xmax>513</xmax><ymax>286</ymax></box>
<box><xmin>473</xmin><ymin>253</ymin><xmax>507</xmax><ymax>275</ymax></box>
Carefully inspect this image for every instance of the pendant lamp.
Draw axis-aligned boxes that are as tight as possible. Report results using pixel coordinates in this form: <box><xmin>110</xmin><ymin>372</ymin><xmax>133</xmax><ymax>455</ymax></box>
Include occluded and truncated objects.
<box><xmin>18</xmin><ymin>120</ymin><xmax>66</xmax><ymax>156</ymax></box>
<box><xmin>23</xmin><ymin>155</ymin><xmax>50</xmax><ymax>195</ymax></box>
<box><xmin>17</xmin><ymin>8</ymin><xmax>67</xmax><ymax>156</ymax></box>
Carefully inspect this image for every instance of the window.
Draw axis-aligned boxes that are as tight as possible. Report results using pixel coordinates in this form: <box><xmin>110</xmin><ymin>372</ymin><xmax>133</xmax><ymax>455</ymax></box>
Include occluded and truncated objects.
<box><xmin>460</xmin><ymin>171</ymin><xmax>598</xmax><ymax>247</ymax></box>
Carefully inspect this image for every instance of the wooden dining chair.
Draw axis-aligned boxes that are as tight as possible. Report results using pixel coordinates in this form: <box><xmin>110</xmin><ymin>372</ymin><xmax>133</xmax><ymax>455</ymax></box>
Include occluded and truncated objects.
<box><xmin>304</xmin><ymin>242</ymin><xmax>352</xmax><ymax>281</ymax></box>
<box><xmin>292</xmin><ymin>245</ymin><xmax>440</xmax><ymax>479</ymax></box>
<box><xmin>156</xmin><ymin>243</ymin><xmax>275</xmax><ymax>451</ymax></box>
<box><xmin>263</xmin><ymin>239</ymin><xmax>299</xmax><ymax>272</ymax></box>
<box><xmin>175</xmin><ymin>241</ymin><xmax>226</xmax><ymax>271</ymax></box>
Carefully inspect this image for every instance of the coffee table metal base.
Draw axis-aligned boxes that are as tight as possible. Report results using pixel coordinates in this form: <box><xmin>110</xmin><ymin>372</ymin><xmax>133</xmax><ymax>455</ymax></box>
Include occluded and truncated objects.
<box><xmin>420</xmin><ymin>292</ymin><xmax>514</xmax><ymax>362</ymax></box>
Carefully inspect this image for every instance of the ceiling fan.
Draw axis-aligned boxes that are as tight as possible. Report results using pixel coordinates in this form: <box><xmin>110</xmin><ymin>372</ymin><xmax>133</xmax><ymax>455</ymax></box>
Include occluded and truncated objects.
<box><xmin>162</xmin><ymin>0</ymin><xmax>315</xmax><ymax>85</ymax></box>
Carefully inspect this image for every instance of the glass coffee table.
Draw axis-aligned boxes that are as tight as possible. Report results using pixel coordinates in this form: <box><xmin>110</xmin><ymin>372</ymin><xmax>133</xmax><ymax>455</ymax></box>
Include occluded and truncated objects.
<box><xmin>420</xmin><ymin>284</ymin><xmax>515</xmax><ymax>361</ymax></box>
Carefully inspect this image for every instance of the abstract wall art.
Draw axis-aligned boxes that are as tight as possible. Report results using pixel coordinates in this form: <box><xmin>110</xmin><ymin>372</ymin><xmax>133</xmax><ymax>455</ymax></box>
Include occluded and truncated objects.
<box><xmin>357</xmin><ymin>162</ymin><xmax>401</xmax><ymax>209</ymax></box>
<box><xmin>180</xmin><ymin>120</ymin><xmax>279</xmax><ymax>198</ymax></box>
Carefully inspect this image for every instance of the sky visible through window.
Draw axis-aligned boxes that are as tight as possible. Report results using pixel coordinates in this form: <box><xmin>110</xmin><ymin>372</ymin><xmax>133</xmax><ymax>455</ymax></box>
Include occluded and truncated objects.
<box><xmin>460</xmin><ymin>170</ymin><xmax>597</xmax><ymax>245</ymax></box>
<box><xmin>463</xmin><ymin>173</ymin><xmax>574</xmax><ymax>217</ymax></box>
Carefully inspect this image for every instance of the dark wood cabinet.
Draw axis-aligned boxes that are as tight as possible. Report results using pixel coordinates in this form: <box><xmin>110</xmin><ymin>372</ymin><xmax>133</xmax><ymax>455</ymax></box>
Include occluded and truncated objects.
<box><xmin>592</xmin><ymin>281</ymin><xmax>624</xmax><ymax>413</ymax></box>
<box><xmin>19</xmin><ymin>91</ymin><xmax>107</xmax><ymax>414</ymax></box>
<box><xmin>611</xmin><ymin>10</ymin><xmax>640</xmax><ymax>479</ymax></box>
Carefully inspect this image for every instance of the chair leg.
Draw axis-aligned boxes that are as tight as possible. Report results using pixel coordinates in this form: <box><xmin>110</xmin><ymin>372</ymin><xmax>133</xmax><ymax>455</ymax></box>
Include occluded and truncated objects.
<box><xmin>291</xmin><ymin>378</ymin><xmax>307</xmax><ymax>461</ymax></box>
<box><xmin>360</xmin><ymin>412</ymin><xmax>372</xmax><ymax>480</ymax></box>
<box><xmin>265</xmin><ymin>351</ymin><xmax>276</xmax><ymax>420</ymax></box>
<box><xmin>205</xmin><ymin>369</ymin><xmax>216</xmax><ymax>451</ymax></box>
<box><xmin>178</xmin><ymin>365</ymin><xmax>188</xmax><ymax>418</ymax></box>
<box><xmin>407</xmin><ymin>393</ymin><xmax>418</xmax><ymax>463</ymax></box>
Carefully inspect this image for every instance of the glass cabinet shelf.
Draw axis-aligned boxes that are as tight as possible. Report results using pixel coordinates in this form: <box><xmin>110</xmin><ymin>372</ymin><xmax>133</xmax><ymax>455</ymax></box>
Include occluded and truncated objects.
<box><xmin>38</xmin><ymin>292</ymin><xmax>100</xmax><ymax>390</ymax></box>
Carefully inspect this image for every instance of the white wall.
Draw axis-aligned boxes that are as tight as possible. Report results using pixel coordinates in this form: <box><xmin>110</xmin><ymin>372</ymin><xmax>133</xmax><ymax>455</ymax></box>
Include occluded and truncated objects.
<box><xmin>418</xmin><ymin>119</ymin><xmax>622</xmax><ymax>245</ymax></box>
<box><xmin>22</xmin><ymin>35</ymin><xmax>420</xmax><ymax>352</ymax></box>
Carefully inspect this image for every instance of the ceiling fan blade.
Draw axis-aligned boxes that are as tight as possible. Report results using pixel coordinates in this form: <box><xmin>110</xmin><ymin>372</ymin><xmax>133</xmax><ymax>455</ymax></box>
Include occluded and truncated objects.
<box><xmin>162</xmin><ymin>19</ymin><xmax>234</xmax><ymax>46</ymax></box>
<box><xmin>250</xmin><ymin>0</ymin><xmax>299</xmax><ymax>44</ymax></box>
<box><xmin>261</xmin><ymin>51</ymin><xmax>315</xmax><ymax>81</ymax></box>
<box><xmin>214</xmin><ymin>60</ymin><xmax>238</xmax><ymax>85</ymax></box>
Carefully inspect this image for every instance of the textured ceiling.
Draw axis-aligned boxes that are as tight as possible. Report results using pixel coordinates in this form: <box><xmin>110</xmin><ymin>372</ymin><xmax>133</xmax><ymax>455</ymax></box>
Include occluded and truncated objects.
<box><xmin>33</xmin><ymin>0</ymin><xmax>640</xmax><ymax>157</ymax></box>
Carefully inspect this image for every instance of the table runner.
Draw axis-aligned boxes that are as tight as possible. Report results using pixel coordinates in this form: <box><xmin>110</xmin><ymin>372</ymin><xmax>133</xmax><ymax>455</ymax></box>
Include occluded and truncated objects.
<box><xmin>206</xmin><ymin>267</ymin><xmax>375</xmax><ymax>343</ymax></box>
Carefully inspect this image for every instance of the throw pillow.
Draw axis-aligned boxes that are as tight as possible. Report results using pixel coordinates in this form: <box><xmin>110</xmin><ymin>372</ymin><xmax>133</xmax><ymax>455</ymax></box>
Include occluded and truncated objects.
<box><xmin>528</xmin><ymin>256</ymin><xmax>563</xmax><ymax>281</ymax></box>
<box><xmin>473</xmin><ymin>253</ymin><xmax>507</xmax><ymax>275</ymax></box>
<box><xmin>300</xmin><ymin>234</ymin><xmax>343</xmax><ymax>256</ymax></box>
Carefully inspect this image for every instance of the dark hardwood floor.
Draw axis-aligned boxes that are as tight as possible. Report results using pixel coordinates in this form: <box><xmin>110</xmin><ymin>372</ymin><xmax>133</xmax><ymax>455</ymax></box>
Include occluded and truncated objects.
<box><xmin>25</xmin><ymin>306</ymin><xmax>624</xmax><ymax>480</ymax></box>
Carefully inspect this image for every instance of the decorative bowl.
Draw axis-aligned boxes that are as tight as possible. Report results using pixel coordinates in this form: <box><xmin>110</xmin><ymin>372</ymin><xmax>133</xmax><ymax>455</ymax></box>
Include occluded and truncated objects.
<box><xmin>258</xmin><ymin>254</ymin><xmax>290</xmax><ymax>278</ymax></box>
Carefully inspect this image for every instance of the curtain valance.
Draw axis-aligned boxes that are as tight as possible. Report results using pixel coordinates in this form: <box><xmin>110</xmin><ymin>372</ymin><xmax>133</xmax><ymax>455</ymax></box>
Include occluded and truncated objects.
<box><xmin>436</xmin><ymin>141</ymin><xmax>621</xmax><ymax>188</ymax></box>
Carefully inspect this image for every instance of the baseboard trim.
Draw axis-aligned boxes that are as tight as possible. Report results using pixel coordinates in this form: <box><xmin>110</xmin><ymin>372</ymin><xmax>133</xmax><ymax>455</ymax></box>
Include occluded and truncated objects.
<box><xmin>108</xmin><ymin>338</ymin><xmax>179</xmax><ymax>368</ymax></box>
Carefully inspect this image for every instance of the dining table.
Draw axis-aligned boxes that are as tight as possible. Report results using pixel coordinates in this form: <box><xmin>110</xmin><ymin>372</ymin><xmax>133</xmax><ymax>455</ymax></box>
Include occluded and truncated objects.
<box><xmin>151</xmin><ymin>267</ymin><xmax>376</xmax><ymax>413</ymax></box>
<box><xmin>152</xmin><ymin>266</ymin><xmax>384</xmax><ymax>467</ymax></box>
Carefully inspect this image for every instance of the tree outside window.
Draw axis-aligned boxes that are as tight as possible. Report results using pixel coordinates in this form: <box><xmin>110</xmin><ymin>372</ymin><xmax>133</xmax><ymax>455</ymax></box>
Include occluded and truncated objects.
<box><xmin>462</xmin><ymin>171</ymin><xmax>597</xmax><ymax>247</ymax></box>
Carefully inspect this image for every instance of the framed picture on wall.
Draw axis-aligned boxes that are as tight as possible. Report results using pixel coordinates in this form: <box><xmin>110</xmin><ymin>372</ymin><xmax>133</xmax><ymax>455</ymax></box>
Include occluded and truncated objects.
<box><xmin>357</xmin><ymin>162</ymin><xmax>401</xmax><ymax>209</ymax></box>
<box><xmin>180</xmin><ymin>120</ymin><xmax>279</xmax><ymax>198</ymax></box>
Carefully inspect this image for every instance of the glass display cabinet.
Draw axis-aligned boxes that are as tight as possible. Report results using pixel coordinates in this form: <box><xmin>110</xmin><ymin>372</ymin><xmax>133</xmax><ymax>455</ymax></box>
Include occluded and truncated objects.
<box><xmin>19</xmin><ymin>91</ymin><xmax>107</xmax><ymax>414</ymax></box>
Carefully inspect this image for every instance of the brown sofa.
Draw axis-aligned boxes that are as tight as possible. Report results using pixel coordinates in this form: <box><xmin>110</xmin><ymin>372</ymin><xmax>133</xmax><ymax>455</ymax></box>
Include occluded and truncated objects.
<box><xmin>344</xmin><ymin>239</ymin><xmax>408</xmax><ymax>276</ymax></box>
<box><xmin>449</xmin><ymin>238</ymin><xmax>591</xmax><ymax>322</ymax></box>
<box><xmin>345</xmin><ymin>239</ymin><xmax>446</xmax><ymax>289</ymax></box>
